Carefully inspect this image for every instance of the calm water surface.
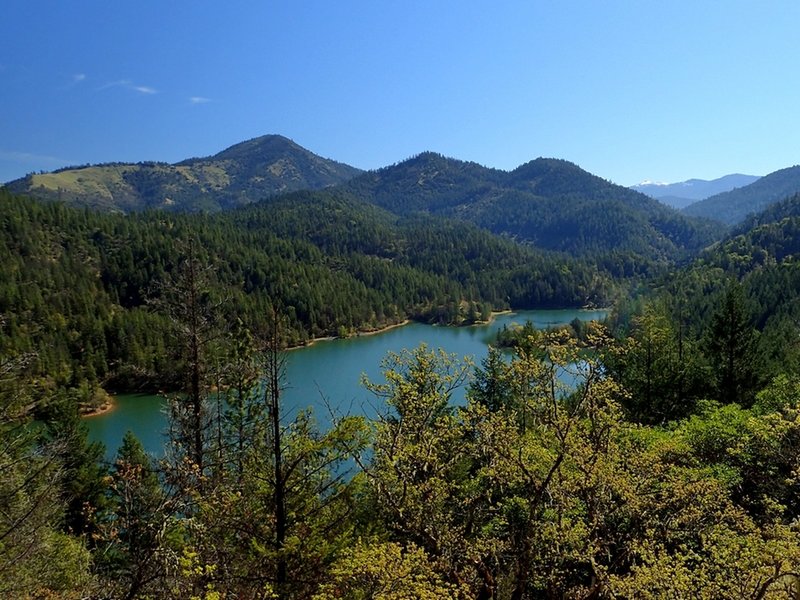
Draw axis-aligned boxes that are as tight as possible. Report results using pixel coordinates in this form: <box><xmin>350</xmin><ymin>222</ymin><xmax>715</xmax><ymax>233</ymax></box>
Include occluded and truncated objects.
<box><xmin>87</xmin><ymin>309</ymin><xmax>607</xmax><ymax>458</ymax></box>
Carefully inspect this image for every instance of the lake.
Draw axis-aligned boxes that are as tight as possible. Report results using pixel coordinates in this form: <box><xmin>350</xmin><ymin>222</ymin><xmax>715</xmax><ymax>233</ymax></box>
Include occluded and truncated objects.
<box><xmin>87</xmin><ymin>309</ymin><xmax>607</xmax><ymax>458</ymax></box>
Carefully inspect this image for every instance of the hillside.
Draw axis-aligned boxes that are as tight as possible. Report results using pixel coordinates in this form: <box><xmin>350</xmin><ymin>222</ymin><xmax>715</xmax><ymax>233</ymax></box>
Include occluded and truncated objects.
<box><xmin>733</xmin><ymin>192</ymin><xmax>800</xmax><ymax>233</ymax></box>
<box><xmin>632</xmin><ymin>174</ymin><xmax>759</xmax><ymax>209</ymax></box>
<box><xmin>627</xmin><ymin>193</ymin><xmax>800</xmax><ymax>393</ymax></box>
<box><xmin>682</xmin><ymin>165</ymin><xmax>800</xmax><ymax>225</ymax></box>
<box><xmin>342</xmin><ymin>153</ymin><xmax>723</xmax><ymax>272</ymax></box>
<box><xmin>603</xmin><ymin>189</ymin><xmax>800</xmax><ymax>427</ymax></box>
<box><xmin>0</xmin><ymin>187</ymin><xmax>614</xmax><ymax>394</ymax></box>
<box><xmin>694</xmin><ymin>193</ymin><xmax>800</xmax><ymax>285</ymax></box>
<box><xmin>3</xmin><ymin>135</ymin><xmax>362</xmax><ymax>213</ymax></box>
<box><xmin>5</xmin><ymin>138</ymin><xmax>726</xmax><ymax>272</ymax></box>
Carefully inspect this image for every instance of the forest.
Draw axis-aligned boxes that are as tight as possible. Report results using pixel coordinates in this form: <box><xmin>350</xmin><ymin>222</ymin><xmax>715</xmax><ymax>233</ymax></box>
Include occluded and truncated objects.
<box><xmin>2</xmin><ymin>183</ymin><xmax>800</xmax><ymax>598</ymax></box>
<box><xmin>0</xmin><ymin>187</ymin><xmax>616</xmax><ymax>404</ymax></box>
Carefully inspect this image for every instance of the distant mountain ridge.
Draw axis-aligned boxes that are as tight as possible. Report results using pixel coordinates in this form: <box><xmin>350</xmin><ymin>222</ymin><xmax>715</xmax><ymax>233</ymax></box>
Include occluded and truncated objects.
<box><xmin>631</xmin><ymin>174</ymin><xmax>760</xmax><ymax>209</ymax></box>
<box><xmin>4</xmin><ymin>137</ymin><xmax>724</xmax><ymax>269</ymax></box>
<box><xmin>340</xmin><ymin>152</ymin><xmax>722</xmax><ymax>267</ymax></box>
<box><xmin>3</xmin><ymin>135</ymin><xmax>363</xmax><ymax>212</ymax></box>
<box><xmin>682</xmin><ymin>165</ymin><xmax>800</xmax><ymax>225</ymax></box>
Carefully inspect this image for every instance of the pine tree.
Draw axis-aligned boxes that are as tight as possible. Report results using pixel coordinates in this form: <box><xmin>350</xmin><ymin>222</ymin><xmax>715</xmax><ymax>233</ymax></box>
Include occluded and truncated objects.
<box><xmin>98</xmin><ymin>431</ymin><xmax>172</xmax><ymax>600</ymax></box>
<box><xmin>705</xmin><ymin>281</ymin><xmax>760</xmax><ymax>406</ymax></box>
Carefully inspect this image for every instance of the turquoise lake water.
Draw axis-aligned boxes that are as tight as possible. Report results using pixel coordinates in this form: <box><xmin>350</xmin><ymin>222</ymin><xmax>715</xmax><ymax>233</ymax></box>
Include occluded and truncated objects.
<box><xmin>87</xmin><ymin>309</ymin><xmax>607</xmax><ymax>458</ymax></box>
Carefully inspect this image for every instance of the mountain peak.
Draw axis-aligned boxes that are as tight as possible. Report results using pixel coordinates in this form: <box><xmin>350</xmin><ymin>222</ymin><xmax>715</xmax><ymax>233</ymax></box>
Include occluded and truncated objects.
<box><xmin>208</xmin><ymin>134</ymin><xmax>301</xmax><ymax>160</ymax></box>
<box><xmin>5</xmin><ymin>134</ymin><xmax>362</xmax><ymax>213</ymax></box>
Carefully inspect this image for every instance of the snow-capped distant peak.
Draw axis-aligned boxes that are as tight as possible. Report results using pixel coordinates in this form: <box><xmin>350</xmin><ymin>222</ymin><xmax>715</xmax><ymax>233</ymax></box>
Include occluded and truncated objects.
<box><xmin>630</xmin><ymin>173</ymin><xmax>761</xmax><ymax>209</ymax></box>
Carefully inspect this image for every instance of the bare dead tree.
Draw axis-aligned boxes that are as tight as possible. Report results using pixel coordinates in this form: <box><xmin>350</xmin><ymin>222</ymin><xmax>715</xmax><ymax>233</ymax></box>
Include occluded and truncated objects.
<box><xmin>152</xmin><ymin>237</ymin><xmax>226</xmax><ymax>493</ymax></box>
<box><xmin>261</xmin><ymin>306</ymin><xmax>290</xmax><ymax>597</ymax></box>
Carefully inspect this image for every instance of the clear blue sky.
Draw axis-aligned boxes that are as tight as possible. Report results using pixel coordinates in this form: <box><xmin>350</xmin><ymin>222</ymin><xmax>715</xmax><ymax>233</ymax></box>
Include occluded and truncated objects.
<box><xmin>2</xmin><ymin>1</ymin><xmax>799</xmax><ymax>186</ymax></box>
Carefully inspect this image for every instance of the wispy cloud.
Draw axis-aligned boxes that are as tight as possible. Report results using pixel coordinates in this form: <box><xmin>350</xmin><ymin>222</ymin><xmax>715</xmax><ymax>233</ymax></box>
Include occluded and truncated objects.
<box><xmin>189</xmin><ymin>96</ymin><xmax>211</xmax><ymax>104</ymax></box>
<box><xmin>97</xmin><ymin>79</ymin><xmax>131</xmax><ymax>91</ymax></box>
<box><xmin>61</xmin><ymin>73</ymin><xmax>87</xmax><ymax>89</ymax></box>
<box><xmin>98</xmin><ymin>79</ymin><xmax>158</xmax><ymax>94</ymax></box>
<box><xmin>0</xmin><ymin>150</ymin><xmax>73</xmax><ymax>166</ymax></box>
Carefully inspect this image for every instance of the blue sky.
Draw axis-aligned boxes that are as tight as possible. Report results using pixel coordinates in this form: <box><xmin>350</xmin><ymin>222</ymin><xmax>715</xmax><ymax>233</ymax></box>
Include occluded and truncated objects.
<box><xmin>2</xmin><ymin>1</ymin><xmax>799</xmax><ymax>186</ymax></box>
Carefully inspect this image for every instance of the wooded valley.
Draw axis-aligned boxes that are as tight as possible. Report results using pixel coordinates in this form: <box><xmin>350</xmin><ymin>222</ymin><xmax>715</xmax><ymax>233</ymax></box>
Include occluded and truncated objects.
<box><xmin>3</xmin><ymin>139</ymin><xmax>800</xmax><ymax>598</ymax></box>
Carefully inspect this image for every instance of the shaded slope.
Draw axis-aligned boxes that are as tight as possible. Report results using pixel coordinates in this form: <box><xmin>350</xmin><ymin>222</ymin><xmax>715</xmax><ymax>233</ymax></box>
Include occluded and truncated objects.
<box><xmin>342</xmin><ymin>153</ymin><xmax>723</xmax><ymax>268</ymax></box>
<box><xmin>683</xmin><ymin>165</ymin><xmax>800</xmax><ymax>225</ymax></box>
<box><xmin>632</xmin><ymin>174</ymin><xmax>760</xmax><ymax>208</ymax></box>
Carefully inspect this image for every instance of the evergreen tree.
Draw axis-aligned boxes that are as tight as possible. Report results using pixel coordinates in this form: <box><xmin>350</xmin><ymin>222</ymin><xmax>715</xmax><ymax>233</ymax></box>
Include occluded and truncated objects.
<box><xmin>705</xmin><ymin>281</ymin><xmax>760</xmax><ymax>406</ymax></box>
<box><xmin>469</xmin><ymin>346</ymin><xmax>514</xmax><ymax>412</ymax></box>
<box><xmin>98</xmin><ymin>430</ymin><xmax>173</xmax><ymax>600</ymax></box>
<box><xmin>0</xmin><ymin>339</ymin><xmax>92</xmax><ymax>596</ymax></box>
<box><xmin>43</xmin><ymin>393</ymin><xmax>109</xmax><ymax>538</ymax></box>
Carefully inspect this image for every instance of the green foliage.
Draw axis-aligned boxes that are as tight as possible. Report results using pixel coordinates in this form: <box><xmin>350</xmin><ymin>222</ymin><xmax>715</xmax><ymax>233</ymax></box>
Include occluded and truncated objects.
<box><xmin>357</xmin><ymin>334</ymin><xmax>800</xmax><ymax>598</ymax></box>
<box><xmin>96</xmin><ymin>431</ymin><xmax>175</xmax><ymax>599</ymax></box>
<box><xmin>161</xmin><ymin>314</ymin><xmax>371</xmax><ymax>599</ymax></box>
<box><xmin>43</xmin><ymin>394</ymin><xmax>109</xmax><ymax>538</ymax></box>
<box><xmin>313</xmin><ymin>542</ymin><xmax>466</xmax><ymax>600</ymax></box>
<box><xmin>469</xmin><ymin>347</ymin><xmax>515</xmax><ymax>412</ymax></box>
<box><xmin>704</xmin><ymin>281</ymin><xmax>760</xmax><ymax>405</ymax></box>
<box><xmin>607</xmin><ymin>300</ymin><xmax>707</xmax><ymax>422</ymax></box>
<box><xmin>0</xmin><ymin>339</ymin><xmax>94</xmax><ymax>597</ymax></box>
<box><xmin>680</xmin><ymin>400</ymin><xmax>800</xmax><ymax>522</ymax></box>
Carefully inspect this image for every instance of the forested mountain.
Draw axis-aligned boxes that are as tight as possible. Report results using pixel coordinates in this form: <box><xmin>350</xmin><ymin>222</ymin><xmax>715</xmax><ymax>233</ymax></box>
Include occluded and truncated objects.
<box><xmin>5</xmin><ymin>137</ymin><xmax>726</xmax><ymax>273</ymax></box>
<box><xmin>695</xmin><ymin>192</ymin><xmax>800</xmax><ymax>334</ymax></box>
<box><xmin>342</xmin><ymin>152</ymin><xmax>723</xmax><ymax>271</ymax></box>
<box><xmin>3</xmin><ymin>135</ymin><xmax>362</xmax><ymax>213</ymax></box>
<box><xmin>6</xmin><ymin>164</ymin><xmax>800</xmax><ymax>597</ymax></box>
<box><xmin>606</xmin><ymin>192</ymin><xmax>800</xmax><ymax>425</ymax></box>
<box><xmin>733</xmin><ymin>191</ymin><xmax>800</xmax><ymax>234</ymax></box>
<box><xmin>6</xmin><ymin>182</ymin><xmax>800</xmax><ymax>596</ymax></box>
<box><xmin>0</xmin><ymin>187</ymin><xmax>613</xmax><ymax>401</ymax></box>
<box><xmin>632</xmin><ymin>174</ymin><xmax>760</xmax><ymax>209</ymax></box>
<box><xmin>683</xmin><ymin>165</ymin><xmax>800</xmax><ymax>224</ymax></box>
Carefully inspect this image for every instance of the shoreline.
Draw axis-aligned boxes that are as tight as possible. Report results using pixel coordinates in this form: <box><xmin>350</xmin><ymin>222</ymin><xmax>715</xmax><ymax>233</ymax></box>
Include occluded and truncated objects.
<box><xmin>290</xmin><ymin>319</ymin><xmax>412</xmax><ymax>350</ymax></box>
<box><xmin>469</xmin><ymin>309</ymin><xmax>513</xmax><ymax>326</ymax></box>
<box><xmin>82</xmin><ymin>308</ymin><xmax>610</xmax><ymax>415</ymax></box>
<box><xmin>80</xmin><ymin>397</ymin><xmax>117</xmax><ymax>418</ymax></box>
<box><xmin>355</xmin><ymin>319</ymin><xmax>411</xmax><ymax>337</ymax></box>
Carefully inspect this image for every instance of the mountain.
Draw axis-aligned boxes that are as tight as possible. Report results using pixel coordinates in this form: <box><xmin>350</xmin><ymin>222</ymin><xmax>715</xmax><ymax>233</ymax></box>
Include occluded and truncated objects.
<box><xmin>632</xmin><ymin>174</ymin><xmax>760</xmax><ymax>209</ymax></box>
<box><xmin>682</xmin><ymin>165</ymin><xmax>800</xmax><ymax>225</ymax></box>
<box><xmin>4</xmin><ymin>138</ymin><xmax>725</xmax><ymax>271</ymax></box>
<box><xmin>3</xmin><ymin>135</ymin><xmax>362</xmax><ymax>213</ymax></box>
<box><xmin>698</xmin><ymin>192</ymin><xmax>800</xmax><ymax>274</ymax></box>
<box><xmin>341</xmin><ymin>153</ymin><xmax>723</xmax><ymax>271</ymax></box>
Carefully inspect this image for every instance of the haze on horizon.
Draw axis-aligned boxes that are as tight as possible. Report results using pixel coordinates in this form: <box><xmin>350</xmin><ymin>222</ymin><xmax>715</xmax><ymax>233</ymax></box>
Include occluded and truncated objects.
<box><xmin>2</xmin><ymin>1</ymin><xmax>799</xmax><ymax>187</ymax></box>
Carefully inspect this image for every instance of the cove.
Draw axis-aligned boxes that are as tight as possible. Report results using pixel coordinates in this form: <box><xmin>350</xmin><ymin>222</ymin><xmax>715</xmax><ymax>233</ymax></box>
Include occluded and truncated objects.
<box><xmin>87</xmin><ymin>309</ymin><xmax>607</xmax><ymax>458</ymax></box>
